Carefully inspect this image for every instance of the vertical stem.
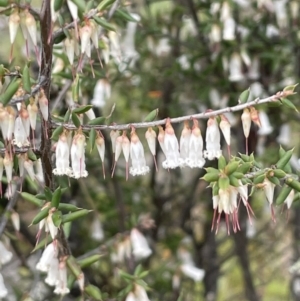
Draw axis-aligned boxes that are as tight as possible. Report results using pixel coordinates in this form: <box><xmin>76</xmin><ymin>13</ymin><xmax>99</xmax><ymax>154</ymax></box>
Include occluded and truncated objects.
<box><xmin>39</xmin><ymin>0</ymin><xmax>54</xmax><ymax>190</ymax></box>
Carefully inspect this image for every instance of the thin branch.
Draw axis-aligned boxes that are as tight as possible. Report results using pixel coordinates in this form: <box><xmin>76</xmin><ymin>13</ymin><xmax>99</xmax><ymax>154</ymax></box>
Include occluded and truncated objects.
<box><xmin>9</xmin><ymin>76</ymin><xmax>48</xmax><ymax>105</ymax></box>
<box><xmin>51</xmin><ymin>91</ymin><xmax>289</xmax><ymax>131</ymax></box>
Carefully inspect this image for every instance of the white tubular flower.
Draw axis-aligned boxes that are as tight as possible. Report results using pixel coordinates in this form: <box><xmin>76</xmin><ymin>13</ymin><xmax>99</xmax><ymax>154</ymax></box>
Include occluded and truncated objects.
<box><xmin>0</xmin><ymin>273</ymin><xmax>7</xmax><ymax>298</ymax></box>
<box><xmin>4</xmin><ymin>152</ymin><xmax>13</xmax><ymax>184</ymax></box>
<box><xmin>204</xmin><ymin>117</ymin><xmax>221</xmax><ymax>160</ymax></box>
<box><xmin>24</xmin><ymin>159</ymin><xmax>36</xmax><ymax>181</ymax></box>
<box><xmin>70</xmin><ymin>131</ymin><xmax>88</xmax><ymax>178</ymax></box>
<box><xmin>0</xmin><ymin>107</ymin><xmax>9</xmax><ymax>140</ymax></box>
<box><xmin>145</xmin><ymin>127</ymin><xmax>157</xmax><ymax>157</ymax></box>
<box><xmin>181</xmin><ymin>264</ymin><xmax>205</xmax><ymax>282</ymax></box>
<box><xmin>121</xmin><ymin>131</ymin><xmax>131</xmax><ymax>179</ymax></box>
<box><xmin>45</xmin><ymin>257</ymin><xmax>59</xmax><ymax>286</ymax></box>
<box><xmin>46</xmin><ymin>210</ymin><xmax>58</xmax><ymax>240</ymax></box>
<box><xmin>130</xmin><ymin>228</ymin><xmax>152</xmax><ymax>260</ymax></box>
<box><xmin>91</xmin><ymin>79</ymin><xmax>111</xmax><ymax>108</ymax></box>
<box><xmin>180</xmin><ymin>121</ymin><xmax>191</xmax><ymax>164</ymax></box>
<box><xmin>27</xmin><ymin>101</ymin><xmax>38</xmax><ymax>131</ymax></box>
<box><xmin>277</xmin><ymin>123</ymin><xmax>290</xmax><ymax>146</ymax></box>
<box><xmin>263</xmin><ymin>178</ymin><xmax>275</xmax><ymax>205</ymax></box>
<box><xmin>24</xmin><ymin>10</ymin><xmax>37</xmax><ymax>46</ymax></box>
<box><xmin>53</xmin><ymin>132</ymin><xmax>72</xmax><ymax>176</ymax></box>
<box><xmin>187</xmin><ymin>119</ymin><xmax>205</xmax><ymax>168</ymax></box>
<box><xmin>134</xmin><ymin>284</ymin><xmax>150</xmax><ymax>301</ymax></box>
<box><xmin>9</xmin><ymin>8</ymin><xmax>20</xmax><ymax>45</ymax></box>
<box><xmin>228</xmin><ymin>52</ymin><xmax>244</xmax><ymax>82</ymax></box>
<box><xmin>284</xmin><ymin>189</ymin><xmax>295</xmax><ymax>209</ymax></box>
<box><xmin>110</xmin><ymin>130</ymin><xmax>120</xmax><ymax>156</ymax></box>
<box><xmin>248</xmin><ymin>56</ymin><xmax>260</xmax><ymax>80</ymax></box>
<box><xmin>111</xmin><ymin>237</ymin><xmax>131</xmax><ymax>263</ymax></box>
<box><xmin>274</xmin><ymin>0</ymin><xmax>287</xmax><ymax>29</ymax></box>
<box><xmin>54</xmin><ymin>261</ymin><xmax>70</xmax><ymax>295</ymax></box>
<box><xmin>91</xmin><ymin>215</ymin><xmax>104</xmax><ymax>241</ymax></box>
<box><xmin>13</xmin><ymin>116</ymin><xmax>29</xmax><ymax>147</ymax></box>
<box><xmin>0</xmin><ymin>241</ymin><xmax>13</xmax><ymax>265</ymax></box>
<box><xmin>162</xmin><ymin>118</ymin><xmax>182</xmax><ymax>169</ymax></box>
<box><xmin>130</xmin><ymin>128</ymin><xmax>149</xmax><ymax>176</ymax></box>
<box><xmin>257</xmin><ymin>111</ymin><xmax>273</xmax><ymax>136</ymax></box>
<box><xmin>157</xmin><ymin>125</ymin><xmax>166</xmax><ymax>155</ymax></box>
<box><xmin>36</xmin><ymin>242</ymin><xmax>58</xmax><ymax>272</ymax></box>
<box><xmin>64</xmin><ymin>37</ymin><xmax>75</xmax><ymax>65</ymax></box>
<box><xmin>241</xmin><ymin>108</ymin><xmax>251</xmax><ymax>139</ymax></box>
<box><xmin>85</xmin><ymin>108</ymin><xmax>96</xmax><ymax>120</ymax></box>
<box><xmin>20</xmin><ymin>106</ymin><xmax>30</xmax><ymax>138</ymax></box>
<box><xmin>220</xmin><ymin>115</ymin><xmax>231</xmax><ymax>146</ymax></box>
<box><xmin>35</xmin><ymin>159</ymin><xmax>45</xmax><ymax>183</ymax></box>
<box><xmin>222</xmin><ymin>18</ymin><xmax>236</xmax><ymax>41</ymax></box>
<box><xmin>80</xmin><ymin>24</ymin><xmax>92</xmax><ymax>57</ymax></box>
<box><xmin>7</xmin><ymin>107</ymin><xmax>16</xmax><ymax>141</ymax></box>
<box><xmin>209</xmin><ymin>24</ymin><xmax>221</xmax><ymax>44</ymax></box>
<box><xmin>38</xmin><ymin>89</ymin><xmax>49</xmax><ymax>122</ymax></box>
<box><xmin>96</xmin><ymin>134</ymin><xmax>105</xmax><ymax>163</ymax></box>
<box><xmin>125</xmin><ymin>292</ymin><xmax>137</xmax><ymax>301</ymax></box>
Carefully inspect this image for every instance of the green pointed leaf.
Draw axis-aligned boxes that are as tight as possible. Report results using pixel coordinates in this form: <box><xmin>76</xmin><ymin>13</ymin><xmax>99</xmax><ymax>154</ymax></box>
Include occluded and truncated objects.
<box><xmin>114</xmin><ymin>8</ymin><xmax>139</xmax><ymax>22</ymax></box>
<box><xmin>85</xmin><ymin>284</ymin><xmax>102</xmax><ymax>300</ymax></box>
<box><xmin>283</xmin><ymin>83</ymin><xmax>298</xmax><ymax>92</ymax></box>
<box><xmin>275</xmin><ymin>185</ymin><xmax>292</xmax><ymax>205</ymax></box>
<box><xmin>51</xmin><ymin>125</ymin><xmax>64</xmax><ymax>141</ymax></box>
<box><xmin>22</xmin><ymin>64</ymin><xmax>31</xmax><ymax>93</ymax></box>
<box><xmin>72</xmin><ymin>112</ymin><xmax>81</xmax><ymax>128</ymax></box>
<box><xmin>267</xmin><ymin>176</ymin><xmax>280</xmax><ymax>186</ymax></box>
<box><xmin>218</xmin><ymin>176</ymin><xmax>229</xmax><ymax>190</ymax></box>
<box><xmin>238</xmin><ymin>88</ymin><xmax>250</xmax><ymax>104</ymax></box>
<box><xmin>97</xmin><ymin>0</ymin><xmax>115</xmax><ymax>11</ymax></box>
<box><xmin>0</xmin><ymin>78</ymin><xmax>20</xmax><ymax>106</ymax></box>
<box><xmin>70</xmin><ymin>0</ymin><xmax>85</xmax><ymax>13</ymax></box>
<box><xmin>78</xmin><ymin>254</ymin><xmax>103</xmax><ymax>268</ymax></box>
<box><xmin>67</xmin><ymin>255</ymin><xmax>82</xmax><ymax>277</ymax></box>
<box><xmin>229</xmin><ymin>175</ymin><xmax>240</xmax><ymax>187</ymax></box>
<box><xmin>27</xmin><ymin>149</ymin><xmax>37</xmax><ymax>161</ymax></box>
<box><xmin>144</xmin><ymin>109</ymin><xmax>159</xmax><ymax>122</ymax></box>
<box><xmin>62</xmin><ymin>209</ymin><xmax>92</xmax><ymax>223</ymax></box>
<box><xmin>93</xmin><ymin>16</ymin><xmax>116</xmax><ymax>32</ymax></box>
<box><xmin>212</xmin><ymin>182</ymin><xmax>219</xmax><ymax>196</ymax></box>
<box><xmin>73</xmin><ymin>105</ymin><xmax>93</xmax><ymax>114</ymax></box>
<box><xmin>44</xmin><ymin>187</ymin><xmax>53</xmax><ymax>202</ymax></box>
<box><xmin>253</xmin><ymin>174</ymin><xmax>265</xmax><ymax>185</ymax></box>
<box><xmin>0</xmin><ymin>0</ymin><xmax>8</xmax><ymax>7</ymax></box>
<box><xmin>64</xmin><ymin>109</ymin><xmax>71</xmax><ymax>122</ymax></box>
<box><xmin>286</xmin><ymin>177</ymin><xmax>300</xmax><ymax>192</ymax></box>
<box><xmin>51</xmin><ymin>210</ymin><xmax>62</xmax><ymax>227</ymax></box>
<box><xmin>87</xmin><ymin>116</ymin><xmax>106</xmax><ymax>125</ymax></box>
<box><xmin>20</xmin><ymin>192</ymin><xmax>43</xmax><ymax>207</ymax></box>
<box><xmin>54</xmin><ymin>0</ymin><xmax>64</xmax><ymax>11</ymax></box>
<box><xmin>281</xmin><ymin>98</ymin><xmax>299</xmax><ymax>112</ymax></box>
<box><xmin>202</xmin><ymin>172</ymin><xmax>219</xmax><ymax>182</ymax></box>
<box><xmin>225</xmin><ymin>161</ymin><xmax>239</xmax><ymax>175</ymax></box>
<box><xmin>218</xmin><ymin>156</ymin><xmax>227</xmax><ymax>170</ymax></box>
<box><xmin>72</xmin><ymin>74</ymin><xmax>80</xmax><ymax>102</ymax></box>
<box><xmin>276</xmin><ymin>148</ymin><xmax>294</xmax><ymax>169</ymax></box>
<box><xmin>51</xmin><ymin>187</ymin><xmax>62</xmax><ymax>208</ymax></box>
<box><xmin>58</xmin><ymin>203</ymin><xmax>82</xmax><ymax>212</ymax></box>
<box><xmin>31</xmin><ymin>207</ymin><xmax>50</xmax><ymax>225</ymax></box>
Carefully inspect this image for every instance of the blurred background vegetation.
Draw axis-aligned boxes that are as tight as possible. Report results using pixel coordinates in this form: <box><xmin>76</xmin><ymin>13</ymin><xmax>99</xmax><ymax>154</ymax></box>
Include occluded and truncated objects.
<box><xmin>2</xmin><ymin>0</ymin><xmax>300</xmax><ymax>300</ymax></box>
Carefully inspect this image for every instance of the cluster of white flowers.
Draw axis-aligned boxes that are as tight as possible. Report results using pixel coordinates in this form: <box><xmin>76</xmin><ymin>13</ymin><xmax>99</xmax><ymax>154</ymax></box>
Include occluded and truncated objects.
<box><xmin>53</xmin><ymin>130</ymin><xmax>88</xmax><ymax>179</ymax></box>
<box><xmin>0</xmin><ymin>240</ymin><xmax>13</xmax><ymax>298</ymax></box>
<box><xmin>111</xmin><ymin>228</ymin><xmax>152</xmax><ymax>263</ymax></box>
<box><xmin>212</xmin><ymin>180</ymin><xmax>253</xmax><ymax>234</ymax></box>
<box><xmin>36</xmin><ymin>242</ymin><xmax>70</xmax><ymax>295</ymax></box>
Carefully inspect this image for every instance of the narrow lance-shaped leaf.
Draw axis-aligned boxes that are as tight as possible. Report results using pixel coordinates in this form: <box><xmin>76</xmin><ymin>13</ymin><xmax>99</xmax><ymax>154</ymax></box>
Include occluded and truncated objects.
<box><xmin>62</xmin><ymin>209</ymin><xmax>92</xmax><ymax>223</ymax></box>
<box><xmin>0</xmin><ymin>0</ymin><xmax>9</xmax><ymax>7</ymax></box>
<box><xmin>114</xmin><ymin>9</ymin><xmax>139</xmax><ymax>22</ymax></box>
<box><xmin>85</xmin><ymin>284</ymin><xmax>102</xmax><ymax>301</ymax></box>
<box><xmin>275</xmin><ymin>185</ymin><xmax>293</xmax><ymax>205</ymax></box>
<box><xmin>281</xmin><ymin>98</ymin><xmax>298</xmax><ymax>112</ymax></box>
<box><xmin>73</xmin><ymin>105</ymin><xmax>93</xmax><ymax>114</ymax></box>
<box><xmin>51</xmin><ymin>186</ymin><xmax>62</xmax><ymax>208</ymax></box>
<box><xmin>51</xmin><ymin>125</ymin><xmax>64</xmax><ymax>141</ymax></box>
<box><xmin>144</xmin><ymin>108</ymin><xmax>159</xmax><ymax>122</ymax></box>
<box><xmin>58</xmin><ymin>203</ymin><xmax>82</xmax><ymax>212</ymax></box>
<box><xmin>78</xmin><ymin>254</ymin><xmax>103</xmax><ymax>268</ymax></box>
<box><xmin>276</xmin><ymin>148</ymin><xmax>294</xmax><ymax>169</ymax></box>
<box><xmin>51</xmin><ymin>210</ymin><xmax>62</xmax><ymax>227</ymax></box>
<box><xmin>286</xmin><ymin>177</ymin><xmax>300</xmax><ymax>192</ymax></box>
<box><xmin>72</xmin><ymin>74</ymin><xmax>80</xmax><ymax>102</ymax></box>
<box><xmin>0</xmin><ymin>78</ymin><xmax>20</xmax><ymax>106</ymax></box>
<box><xmin>218</xmin><ymin>156</ymin><xmax>227</xmax><ymax>170</ymax></box>
<box><xmin>44</xmin><ymin>187</ymin><xmax>53</xmax><ymax>202</ymax></box>
<box><xmin>72</xmin><ymin>112</ymin><xmax>81</xmax><ymax>128</ymax></box>
<box><xmin>238</xmin><ymin>88</ymin><xmax>250</xmax><ymax>104</ymax></box>
<box><xmin>20</xmin><ymin>192</ymin><xmax>43</xmax><ymax>207</ymax></box>
<box><xmin>97</xmin><ymin>0</ymin><xmax>116</xmax><ymax>12</ymax></box>
<box><xmin>218</xmin><ymin>176</ymin><xmax>229</xmax><ymax>190</ymax></box>
<box><xmin>70</xmin><ymin>0</ymin><xmax>86</xmax><ymax>13</ymax></box>
<box><xmin>93</xmin><ymin>16</ymin><xmax>116</xmax><ymax>32</ymax></box>
<box><xmin>31</xmin><ymin>207</ymin><xmax>50</xmax><ymax>225</ymax></box>
<box><xmin>64</xmin><ymin>109</ymin><xmax>71</xmax><ymax>122</ymax></box>
<box><xmin>54</xmin><ymin>0</ymin><xmax>64</xmax><ymax>11</ymax></box>
<box><xmin>67</xmin><ymin>255</ymin><xmax>82</xmax><ymax>277</ymax></box>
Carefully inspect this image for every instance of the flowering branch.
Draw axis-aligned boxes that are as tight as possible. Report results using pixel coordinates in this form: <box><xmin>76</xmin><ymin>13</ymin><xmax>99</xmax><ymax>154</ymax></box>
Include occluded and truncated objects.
<box><xmin>52</xmin><ymin>90</ymin><xmax>290</xmax><ymax>131</ymax></box>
